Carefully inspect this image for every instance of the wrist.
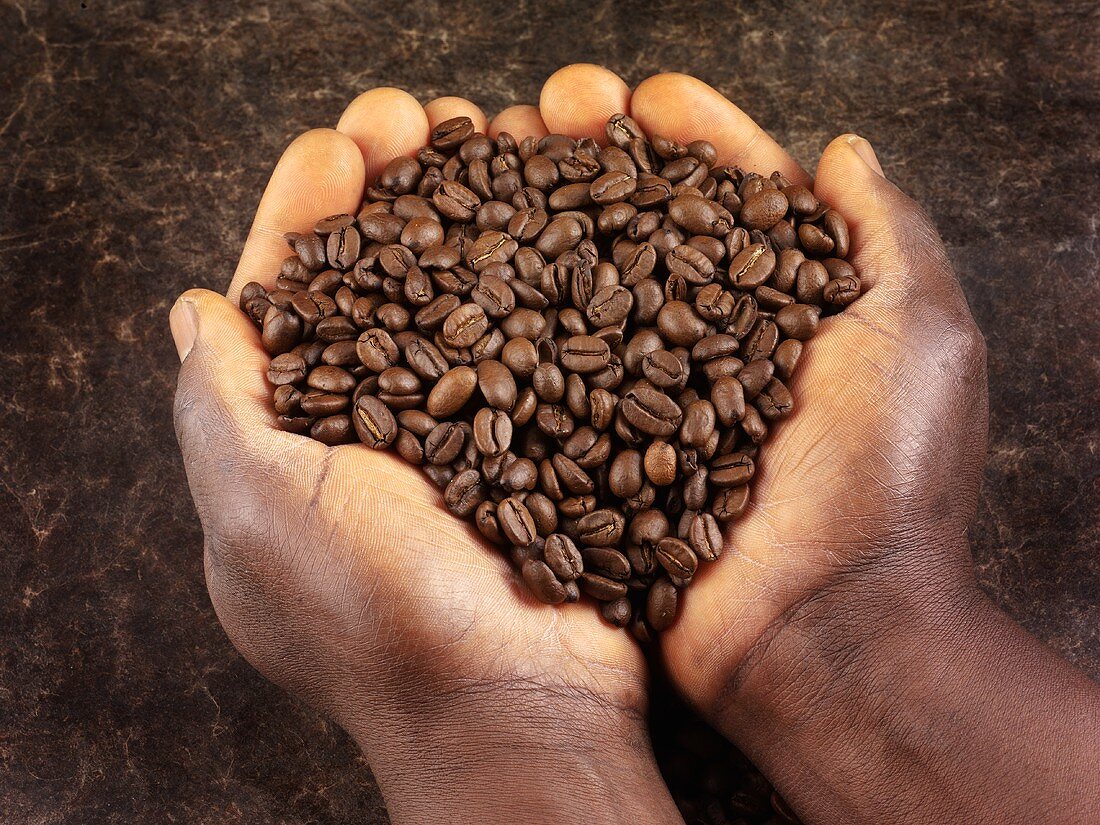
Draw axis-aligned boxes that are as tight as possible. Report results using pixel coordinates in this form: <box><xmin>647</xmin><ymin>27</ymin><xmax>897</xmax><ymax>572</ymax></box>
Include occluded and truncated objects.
<box><xmin>347</xmin><ymin>678</ymin><xmax>684</xmax><ymax>825</ymax></box>
<box><xmin>706</xmin><ymin>550</ymin><xmax>1100</xmax><ymax>824</ymax></box>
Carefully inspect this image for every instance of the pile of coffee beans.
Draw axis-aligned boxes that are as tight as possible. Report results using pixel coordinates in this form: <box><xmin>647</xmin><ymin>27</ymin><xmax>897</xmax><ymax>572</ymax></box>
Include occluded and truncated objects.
<box><xmin>241</xmin><ymin>113</ymin><xmax>860</xmax><ymax>638</ymax></box>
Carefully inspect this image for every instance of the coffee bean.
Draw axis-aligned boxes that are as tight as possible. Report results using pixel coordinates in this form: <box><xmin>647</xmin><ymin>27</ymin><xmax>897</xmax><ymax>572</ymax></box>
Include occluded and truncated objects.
<box><xmin>352</xmin><ymin>395</ymin><xmax>397</xmax><ymax>449</ymax></box>
<box><xmin>644</xmin><ymin>441</ymin><xmax>678</xmax><ymax>486</ymax></box>
<box><xmin>646</xmin><ymin>578</ymin><xmax>679</xmax><ymax>631</ymax></box>
<box><xmin>473</xmin><ymin>407</ymin><xmax>513</xmax><ymax>456</ymax></box>
<box><xmin>579</xmin><ymin>572</ymin><xmax>629</xmax><ymax>601</ymax></box>
<box><xmin>581</xmin><ymin>546</ymin><xmax>631</xmax><ymax>580</ymax></box>
<box><xmin>499</xmin><ymin>496</ymin><xmax>537</xmax><ymax>546</ymax></box>
<box><xmin>656</xmin><ymin>537</ymin><xmax>698</xmax><ymax>579</ymax></box>
<box><xmin>600</xmin><ymin>598</ymin><xmax>632</xmax><ymax>628</ymax></box>
<box><xmin>444</xmin><ymin>468</ymin><xmax>486</xmax><ymax>516</ymax></box>
<box><xmin>427</xmin><ymin>366</ymin><xmax>478</xmax><ymax>417</ymax></box>
<box><xmin>622</xmin><ymin>387</ymin><xmax>683</xmax><ymax>437</ymax></box>
<box><xmin>560</xmin><ymin>335</ymin><xmax>611</xmax><ymax>373</ymax></box>
<box><xmin>688</xmin><ymin>512</ymin><xmax>724</xmax><ymax>562</ymax></box>
<box><xmin>576</xmin><ymin>509</ymin><xmax>626</xmax><ymax>547</ymax></box>
<box><xmin>729</xmin><ymin>243</ymin><xmax>777</xmax><ymax>289</ymax></box>
<box><xmin>267</xmin><ymin>352</ymin><xmax>307</xmax><ymax>385</ymax></box>
<box><xmin>522</xmin><ymin>559</ymin><xmax>567</xmax><ymax>604</ymax></box>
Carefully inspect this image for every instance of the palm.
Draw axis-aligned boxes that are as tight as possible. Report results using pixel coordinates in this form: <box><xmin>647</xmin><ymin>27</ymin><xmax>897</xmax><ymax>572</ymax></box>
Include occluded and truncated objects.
<box><xmin>294</xmin><ymin>439</ymin><xmax>643</xmax><ymax>695</ymax></box>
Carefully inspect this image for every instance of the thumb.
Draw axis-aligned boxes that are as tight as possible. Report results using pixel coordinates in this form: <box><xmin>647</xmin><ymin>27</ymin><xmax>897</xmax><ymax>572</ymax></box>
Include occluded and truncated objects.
<box><xmin>814</xmin><ymin>134</ymin><xmax>973</xmax><ymax>328</ymax></box>
<box><xmin>170</xmin><ymin>289</ymin><xmax>321</xmax><ymax>514</ymax></box>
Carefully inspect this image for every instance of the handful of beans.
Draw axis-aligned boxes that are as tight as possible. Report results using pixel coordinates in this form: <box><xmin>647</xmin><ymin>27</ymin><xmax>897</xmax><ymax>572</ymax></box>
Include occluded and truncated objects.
<box><xmin>241</xmin><ymin>113</ymin><xmax>860</xmax><ymax>639</ymax></box>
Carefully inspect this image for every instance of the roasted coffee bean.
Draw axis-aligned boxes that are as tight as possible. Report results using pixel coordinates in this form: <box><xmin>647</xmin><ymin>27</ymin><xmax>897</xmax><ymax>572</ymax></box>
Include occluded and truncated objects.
<box><xmin>600</xmin><ymin>598</ymin><xmax>632</xmax><ymax>628</ymax></box>
<box><xmin>444</xmin><ymin>468</ymin><xmax>486</xmax><ymax>516</ymax></box>
<box><xmin>737</xmin><ymin>358</ymin><xmax>775</xmax><ymax>398</ymax></box>
<box><xmin>356</xmin><ymin>328</ymin><xmax>400</xmax><ymax>372</ymax></box>
<box><xmin>427</xmin><ymin>366</ymin><xmax>477</xmax><ymax>417</ymax></box>
<box><xmin>522</xmin><ymin>559</ymin><xmax>567</xmax><ymax>604</ymax></box>
<box><xmin>431</xmin><ymin>116</ymin><xmax>475</xmax><ymax>151</ymax></box>
<box><xmin>581</xmin><ymin>546</ymin><xmax>631</xmax><ymax>580</ymax></box>
<box><xmin>267</xmin><ymin>352</ymin><xmax>307</xmax><ymax>385</ymax></box>
<box><xmin>622</xmin><ymin>387</ymin><xmax>683</xmax><ymax>437</ymax></box>
<box><xmin>352</xmin><ymin>395</ymin><xmax>397</xmax><ymax>448</ymax></box>
<box><xmin>656</xmin><ymin>537</ymin><xmax>698</xmax><ymax>579</ymax></box>
<box><xmin>259</xmin><ymin>114</ymin><xmax>861</xmax><ymax>635</ymax></box>
<box><xmin>498</xmin><ymin>496</ymin><xmax>537</xmax><ymax>546</ymax></box>
<box><xmin>646</xmin><ymin>578</ymin><xmax>679</xmax><ymax>631</ymax></box>
<box><xmin>472</xmin><ymin>407</ymin><xmax>513</xmax><ymax>456</ymax></box>
<box><xmin>424</xmin><ymin>421</ymin><xmax>466</xmax><ymax>465</ymax></box>
<box><xmin>712</xmin><ymin>484</ymin><xmax>750</xmax><ymax>522</ymax></box>
<box><xmin>579</xmin><ymin>572</ymin><xmax>629</xmax><ymax>601</ymax></box>
<box><xmin>300</xmin><ymin>391</ymin><xmax>348</xmax><ymax>416</ymax></box>
<box><xmin>657</xmin><ymin>301</ymin><xmax>708</xmax><ymax>346</ymax></box>
<box><xmin>756</xmin><ymin>377</ymin><xmax>794</xmax><ymax>420</ymax></box>
<box><xmin>688</xmin><ymin>512</ymin><xmax>724</xmax><ymax>561</ymax></box>
<box><xmin>576</xmin><ymin>509</ymin><xmax>626</xmax><ymax>547</ymax></box>
<box><xmin>729</xmin><ymin>243</ymin><xmax>777</xmax><ymax>288</ymax></box>
<box><xmin>644</xmin><ymin>440</ymin><xmax>678</xmax><ymax>486</ymax></box>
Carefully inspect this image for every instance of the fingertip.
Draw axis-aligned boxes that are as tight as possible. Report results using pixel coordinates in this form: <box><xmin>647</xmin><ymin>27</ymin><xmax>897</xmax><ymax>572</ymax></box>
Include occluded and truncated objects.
<box><xmin>539</xmin><ymin>63</ymin><xmax>632</xmax><ymax>142</ymax></box>
<box><xmin>229</xmin><ymin>129</ymin><xmax>364</xmax><ymax>303</ymax></box>
<box><xmin>630</xmin><ymin>72</ymin><xmax>810</xmax><ymax>185</ymax></box>
<box><xmin>337</xmin><ymin>87</ymin><xmax>430</xmax><ymax>181</ymax></box>
<box><xmin>488</xmin><ymin>104</ymin><xmax>548</xmax><ymax>140</ymax></box>
<box><xmin>424</xmin><ymin>96</ymin><xmax>489</xmax><ymax>134</ymax></box>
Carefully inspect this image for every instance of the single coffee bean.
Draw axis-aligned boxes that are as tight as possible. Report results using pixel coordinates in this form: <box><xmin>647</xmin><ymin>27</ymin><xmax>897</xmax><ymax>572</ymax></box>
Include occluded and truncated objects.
<box><xmin>522</xmin><ymin>559</ymin><xmax>568</xmax><ymax>604</ymax></box>
<box><xmin>499</xmin><ymin>496</ymin><xmax>537</xmax><ymax>546</ymax></box>
<box><xmin>541</xmin><ymin>534</ymin><xmax>581</xmax><ymax>581</ymax></box>
<box><xmin>473</xmin><ymin>406</ymin><xmax>513</xmax><ymax>456</ymax></box>
<box><xmin>424</xmin><ymin>421</ymin><xmax>466</xmax><ymax>465</ymax></box>
<box><xmin>772</xmin><ymin>338</ymin><xmax>803</xmax><ymax>379</ymax></box>
<box><xmin>756</xmin><ymin>377</ymin><xmax>794</xmax><ymax>420</ymax></box>
<box><xmin>427</xmin><ymin>366</ymin><xmax>478</xmax><ymax>417</ymax></box>
<box><xmin>444</xmin><ymin>468</ymin><xmax>486</xmax><ymax>516</ymax></box>
<box><xmin>352</xmin><ymin>395</ymin><xmax>397</xmax><ymax>449</ymax></box>
<box><xmin>656</xmin><ymin>537</ymin><xmax>698</xmax><ymax>579</ymax></box>
<box><xmin>581</xmin><ymin>546</ymin><xmax>631</xmax><ymax>580</ymax></box>
<box><xmin>579</xmin><ymin>572</ymin><xmax>629</xmax><ymax>601</ymax></box>
<box><xmin>688</xmin><ymin>512</ymin><xmax>724</xmax><ymax>561</ymax></box>
<box><xmin>576</xmin><ymin>509</ymin><xmax>626</xmax><ymax>547</ymax></box>
<box><xmin>710</xmin><ymin>452</ymin><xmax>756</xmax><ymax>487</ymax></box>
<box><xmin>622</xmin><ymin>387</ymin><xmax>683</xmax><ymax>437</ymax></box>
<box><xmin>600</xmin><ymin>598</ymin><xmax>632</xmax><ymax>628</ymax></box>
<box><xmin>646</xmin><ymin>578</ymin><xmax>679</xmax><ymax>631</ymax></box>
<box><xmin>712</xmin><ymin>484</ymin><xmax>750</xmax><ymax>522</ymax></box>
<box><xmin>644</xmin><ymin>440</ymin><xmax>678</xmax><ymax>486</ymax></box>
<box><xmin>266</xmin><ymin>352</ymin><xmax>307</xmax><ymax>385</ymax></box>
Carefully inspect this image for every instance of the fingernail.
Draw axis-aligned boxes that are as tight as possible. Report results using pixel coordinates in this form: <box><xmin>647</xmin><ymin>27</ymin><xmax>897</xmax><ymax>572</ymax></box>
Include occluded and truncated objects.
<box><xmin>169</xmin><ymin>297</ymin><xmax>199</xmax><ymax>363</ymax></box>
<box><xmin>846</xmin><ymin>134</ymin><xmax>884</xmax><ymax>177</ymax></box>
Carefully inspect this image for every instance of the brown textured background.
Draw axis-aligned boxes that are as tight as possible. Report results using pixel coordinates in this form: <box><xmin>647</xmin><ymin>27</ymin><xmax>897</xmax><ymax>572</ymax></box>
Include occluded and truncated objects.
<box><xmin>1</xmin><ymin>1</ymin><xmax>1097</xmax><ymax>822</ymax></box>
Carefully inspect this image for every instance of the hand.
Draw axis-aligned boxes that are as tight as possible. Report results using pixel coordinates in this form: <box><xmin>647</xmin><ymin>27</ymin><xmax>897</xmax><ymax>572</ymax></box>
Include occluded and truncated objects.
<box><xmin>532</xmin><ymin>67</ymin><xmax>1098</xmax><ymax>824</ymax></box>
<box><xmin>171</xmin><ymin>88</ymin><xmax>683</xmax><ymax>824</ymax></box>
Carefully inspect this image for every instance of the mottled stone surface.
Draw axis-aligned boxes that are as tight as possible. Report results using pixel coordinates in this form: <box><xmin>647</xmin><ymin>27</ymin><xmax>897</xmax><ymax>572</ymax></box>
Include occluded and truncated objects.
<box><xmin>1</xmin><ymin>1</ymin><xmax>1096</xmax><ymax>822</ymax></box>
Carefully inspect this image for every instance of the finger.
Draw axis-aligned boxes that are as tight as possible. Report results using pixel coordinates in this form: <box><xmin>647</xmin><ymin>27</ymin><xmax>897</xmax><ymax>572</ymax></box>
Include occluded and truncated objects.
<box><xmin>423</xmin><ymin>95</ymin><xmax>489</xmax><ymax>135</ymax></box>
<box><xmin>629</xmin><ymin>73</ymin><xmax>810</xmax><ymax>186</ymax></box>
<box><xmin>488</xmin><ymin>105</ymin><xmax>548</xmax><ymax>141</ymax></box>
<box><xmin>814</xmin><ymin>134</ymin><xmax>967</xmax><ymax>314</ymax></box>
<box><xmin>227</xmin><ymin>129</ymin><xmax>365</xmax><ymax>304</ymax></box>
<box><xmin>170</xmin><ymin>289</ymin><xmax>323</xmax><ymax>492</ymax></box>
<box><xmin>336</xmin><ymin>87</ymin><xmax>430</xmax><ymax>184</ymax></box>
<box><xmin>539</xmin><ymin>63</ymin><xmax>632</xmax><ymax>143</ymax></box>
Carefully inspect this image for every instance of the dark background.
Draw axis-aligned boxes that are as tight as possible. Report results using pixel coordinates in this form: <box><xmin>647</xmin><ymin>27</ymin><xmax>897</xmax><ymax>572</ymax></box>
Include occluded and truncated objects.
<box><xmin>1</xmin><ymin>1</ymin><xmax>1097</xmax><ymax>822</ymax></box>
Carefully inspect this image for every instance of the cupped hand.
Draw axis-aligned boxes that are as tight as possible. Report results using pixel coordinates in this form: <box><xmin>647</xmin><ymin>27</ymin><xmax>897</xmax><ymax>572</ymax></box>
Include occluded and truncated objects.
<box><xmin>171</xmin><ymin>89</ymin><xmax>681</xmax><ymax>824</ymax></box>
<box><xmin>513</xmin><ymin>66</ymin><xmax>986</xmax><ymax>720</ymax></box>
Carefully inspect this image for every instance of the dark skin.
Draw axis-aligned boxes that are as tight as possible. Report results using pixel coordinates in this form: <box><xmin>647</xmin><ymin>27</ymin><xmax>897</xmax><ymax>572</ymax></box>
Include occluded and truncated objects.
<box><xmin>171</xmin><ymin>66</ymin><xmax>1100</xmax><ymax>824</ymax></box>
